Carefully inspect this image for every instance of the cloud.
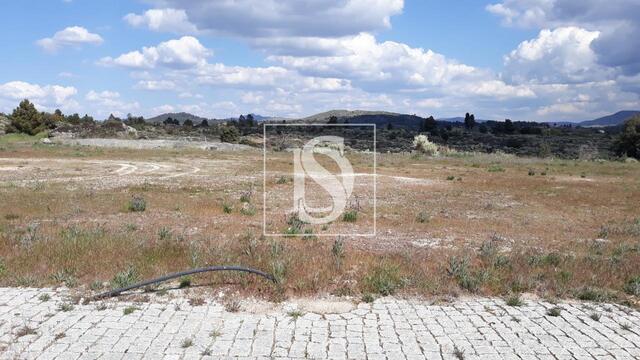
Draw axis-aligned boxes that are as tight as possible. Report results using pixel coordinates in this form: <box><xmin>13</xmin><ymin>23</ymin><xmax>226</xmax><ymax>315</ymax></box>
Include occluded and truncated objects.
<box><xmin>487</xmin><ymin>0</ymin><xmax>640</xmax><ymax>75</ymax></box>
<box><xmin>99</xmin><ymin>36</ymin><xmax>211</xmax><ymax>69</ymax></box>
<box><xmin>132</xmin><ymin>0</ymin><xmax>403</xmax><ymax>38</ymax></box>
<box><xmin>0</xmin><ymin>81</ymin><xmax>78</xmax><ymax>111</ymax></box>
<box><xmin>503</xmin><ymin>26</ymin><xmax>613</xmax><ymax>84</ymax></box>
<box><xmin>85</xmin><ymin>90</ymin><xmax>139</xmax><ymax>118</ymax></box>
<box><xmin>135</xmin><ymin>80</ymin><xmax>176</xmax><ymax>90</ymax></box>
<box><xmin>36</xmin><ymin>26</ymin><xmax>103</xmax><ymax>52</ymax></box>
<box><xmin>124</xmin><ymin>8</ymin><xmax>198</xmax><ymax>34</ymax></box>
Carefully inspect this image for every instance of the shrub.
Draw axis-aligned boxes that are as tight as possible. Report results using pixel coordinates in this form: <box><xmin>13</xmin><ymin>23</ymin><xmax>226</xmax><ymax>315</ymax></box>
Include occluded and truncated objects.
<box><xmin>220</xmin><ymin>126</ymin><xmax>240</xmax><ymax>143</ymax></box>
<box><xmin>222</xmin><ymin>203</ymin><xmax>233</xmax><ymax>214</ymax></box>
<box><xmin>590</xmin><ymin>313</ymin><xmax>601</xmax><ymax>321</ymax></box>
<box><xmin>240</xmin><ymin>203</ymin><xmax>256</xmax><ymax>216</ymax></box>
<box><xmin>364</xmin><ymin>262</ymin><xmax>403</xmax><ymax>296</ymax></box>
<box><xmin>123</xmin><ymin>306</ymin><xmax>137</xmax><ymax>315</ymax></box>
<box><xmin>179</xmin><ymin>276</ymin><xmax>192</xmax><ymax>288</ymax></box>
<box><xmin>488</xmin><ymin>164</ymin><xmax>505</xmax><ymax>172</ymax></box>
<box><xmin>332</xmin><ymin>238</ymin><xmax>345</xmax><ymax>269</ymax></box>
<box><xmin>225</xmin><ymin>299</ymin><xmax>241</xmax><ymax>313</ymax></box>
<box><xmin>416</xmin><ymin>211</ymin><xmax>430</xmax><ymax>223</ymax></box>
<box><xmin>576</xmin><ymin>287</ymin><xmax>614</xmax><ymax>302</ymax></box>
<box><xmin>158</xmin><ymin>227</ymin><xmax>172</xmax><ymax>241</ymax></box>
<box><xmin>111</xmin><ymin>266</ymin><xmax>139</xmax><ymax>289</ymax></box>
<box><xmin>624</xmin><ymin>276</ymin><xmax>640</xmax><ymax>296</ymax></box>
<box><xmin>614</xmin><ymin>116</ymin><xmax>640</xmax><ymax>159</ymax></box>
<box><xmin>412</xmin><ymin>134</ymin><xmax>439</xmax><ymax>156</ymax></box>
<box><xmin>361</xmin><ymin>293</ymin><xmax>375</xmax><ymax>303</ymax></box>
<box><xmin>127</xmin><ymin>196</ymin><xmax>146</xmax><ymax>212</ymax></box>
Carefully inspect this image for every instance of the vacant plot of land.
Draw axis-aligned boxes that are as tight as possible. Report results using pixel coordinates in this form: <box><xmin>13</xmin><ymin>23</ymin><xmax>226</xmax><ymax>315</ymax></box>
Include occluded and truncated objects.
<box><xmin>0</xmin><ymin>138</ymin><xmax>639</xmax><ymax>307</ymax></box>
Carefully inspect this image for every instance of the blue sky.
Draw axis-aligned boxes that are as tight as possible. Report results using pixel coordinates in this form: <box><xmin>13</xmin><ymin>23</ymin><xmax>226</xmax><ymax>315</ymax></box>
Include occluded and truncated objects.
<box><xmin>0</xmin><ymin>0</ymin><xmax>638</xmax><ymax>121</ymax></box>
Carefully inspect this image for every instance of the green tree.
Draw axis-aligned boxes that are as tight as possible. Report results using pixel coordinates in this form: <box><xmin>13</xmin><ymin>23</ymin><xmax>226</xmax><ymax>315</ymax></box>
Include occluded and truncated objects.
<box><xmin>183</xmin><ymin>119</ymin><xmax>194</xmax><ymax>127</ymax></box>
<box><xmin>464</xmin><ymin>112</ymin><xmax>476</xmax><ymax>130</ymax></box>
<box><xmin>10</xmin><ymin>99</ymin><xmax>45</xmax><ymax>135</ymax></box>
<box><xmin>220</xmin><ymin>125</ymin><xmax>240</xmax><ymax>143</ymax></box>
<box><xmin>422</xmin><ymin>116</ymin><xmax>437</xmax><ymax>132</ymax></box>
<box><xmin>614</xmin><ymin>116</ymin><xmax>640</xmax><ymax>159</ymax></box>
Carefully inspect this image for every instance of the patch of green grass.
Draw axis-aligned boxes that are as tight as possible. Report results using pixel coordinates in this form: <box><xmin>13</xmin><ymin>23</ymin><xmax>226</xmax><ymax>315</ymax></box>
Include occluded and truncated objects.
<box><xmin>38</xmin><ymin>293</ymin><xmax>51</xmax><ymax>302</ymax></box>
<box><xmin>58</xmin><ymin>303</ymin><xmax>74</xmax><ymax>312</ymax></box>
<box><xmin>342</xmin><ymin>210</ymin><xmax>358</xmax><ymax>222</ymax></box>
<box><xmin>623</xmin><ymin>276</ymin><xmax>640</xmax><ymax>296</ymax></box>
<box><xmin>361</xmin><ymin>293</ymin><xmax>375</xmax><ymax>303</ymax></box>
<box><xmin>364</xmin><ymin>262</ymin><xmax>403</xmax><ymax>296</ymax></box>
<box><xmin>505</xmin><ymin>294</ymin><xmax>524</xmax><ymax>307</ymax></box>
<box><xmin>179</xmin><ymin>276</ymin><xmax>192</xmax><ymax>288</ymax></box>
<box><xmin>222</xmin><ymin>203</ymin><xmax>233</xmax><ymax>214</ymax></box>
<box><xmin>127</xmin><ymin>196</ymin><xmax>146</xmax><ymax>212</ymax></box>
<box><xmin>416</xmin><ymin>211</ymin><xmax>430</xmax><ymax>223</ymax></box>
<box><xmin>123</xmin><ymin>306</ymin><xmax>138</xmax><ymax>315</ymax></box>
<box><xmin>488</xmin><ymin>164</ymin><xmax>505</xmax><ymax>172</ymax></box>
<box><xmin>287</xmin><ymin>310</ymin><xmax>304</xmax><ymax>319</ymax></box>
<box><xmin>576</xmin><ymin>287</ymin><xmax>615</xmax><ymax>302</ymax></box>
<box><xmin>111</xmin><ymin>266</ymin><xmax>139</xmax><ymax>289</ymax></box>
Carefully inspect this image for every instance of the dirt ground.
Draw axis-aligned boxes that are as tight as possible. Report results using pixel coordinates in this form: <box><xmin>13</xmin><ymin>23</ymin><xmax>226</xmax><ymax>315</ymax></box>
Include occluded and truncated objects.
<box><xmin>1</xmin><ymin>137</ymin><xmax>639</xmax><ymax>303</ymax></box>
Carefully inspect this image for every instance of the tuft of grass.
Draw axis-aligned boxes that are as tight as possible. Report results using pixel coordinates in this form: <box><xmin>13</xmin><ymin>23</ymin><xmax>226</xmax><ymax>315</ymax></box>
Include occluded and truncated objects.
<box><xmin>90</xmin><ymin>280</ymin><xmax>104</xmax><ymax>291</ymax></box>
<box><xmin>589</xmin><ymin>312</ymin><xmax>601</xmax><ymax>321</ymax></box>
<box><xmin>546</xmin><ymin>306</ymin><xmax>562</xmax><ymax>317</ymax></box>
<box><xmin>276</xmin><ymin>176</ymin><xmax>288</xmax><ymax>184</ymax></box>
<box><xmin>342</xmin><ymin>210</ymin><xmax>358</xmax><ymax>222</ymax></box>
<box><xmin>127</xmin><ymin>195</ymin><xmax>146</xmax><ymax>212</ymax></box>
<box><xmin>123</xmin><ymin>306</ymin><xmax>137</xmax><ymax>315</ymax></box>
<box><xmin>4</xmin><ymin>213</ymin><xmax>19</xmax><ymax>220</ymax></box>
<box><xmin>111</xmin><ymin>266</ymin><xmax>139</xmax><ymax>289</ymax></box>
<box><xmin>528</xmin><ymin>169</ymin><xmax>536</xmax><ymax>176</ymax></box>
<box><xmin>201</xmin><ymin>348</ymin><xmax>212</xmax><ymax>356</ymax></box>
<box><xmin>453</xmin><ymin>345</ymin><xmax>465</xmax><ymax>360</ymax></box>
<box><xmin>181</xmin><ymin>338</ymin><xmax>194</xmax><ymax>348</ymax></box>
<box><xmin>576</xmin><ymin>287</ymin><xmax>614</xmax><ymax>302</ymax></box>
<box><xmin>225</xmin><ymin>299</ymin><xmax>241</xmax><ymax>313</ymax></box>
<box><xmin>331</xmin><ymin>238</ymin><xmax>345</xmax><ymax>269</ymax></box>
<box><xmin>210</xmin><ymin>329</ymin><xmax>222</xmax><ymax>338</ymax></box>
<box><xmin>361</xmin><ymin>293</ymin><xmax>375</xmax><ymax>303</ymax></box>
<box><xmin>38</xmin><ymin>293</ymin><xmax>51</xmax><ymax>302</ymax></box>
<box><xmin>189</xmin><ymin>297</ymin><xmax>205</xmax><ymax>306</ymax></box>
<box><xmin>621</xmin><ymin>323</ymin><xmax>632</xmax><ymax>331</ymax></box>
<box><xmin>54</xmin><ymin>332</ymin><xmax>65</xmax><ymax>340</ymax></box>
<box><xmin>488</xmin><ymin>164</ymin><xmax>505</xmax><ymax>172</ymax></box>
<box><xmin>287</xmin><ymin>310</ymin><xmax>304</xmax><ymax>319</ymax></box>
<box><xmin>240</xmin><ymin>204</ymin><xmax>256</xmax><ymax>216</ymax></box>
<box><xmin>51</xmin><ymin>269</ymin><xmax>78</xmax><ymax>288</ymax></box>
<box><xmin>58</xmin><ymin>303</ymin><xmax>74</xmax><ymax>312</ymax></box>
<box><xmin>364</xmin><ymin>262</ymin><xmax>403</xmax><ymax>296</ymax></box>
<box><xmin>446</xmin><ymin>175</ymin><xmax>456</xmax><ymax>181</ymax></box>
<box><xmin>505</xmin><ymin>294</ymin><xmax>524</xmax><ymax>307</ymax></box>
<box><xmin>222</xmin><ymin>203</ymin><xmax>233</xmax><ymax>214</ymax></box>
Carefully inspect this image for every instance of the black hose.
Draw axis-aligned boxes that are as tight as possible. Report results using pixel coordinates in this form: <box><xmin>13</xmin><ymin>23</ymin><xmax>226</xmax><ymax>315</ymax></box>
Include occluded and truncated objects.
<box><xmin>92</xmin><ymin>265</ymin><xmax>276</xmax><ymax>300</ymax></box>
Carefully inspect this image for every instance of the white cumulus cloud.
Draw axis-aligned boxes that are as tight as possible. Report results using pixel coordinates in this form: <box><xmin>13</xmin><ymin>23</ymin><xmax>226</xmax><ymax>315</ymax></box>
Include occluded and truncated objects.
<box><xmin>36</xmin><ymin>26</ymin><xmax>103</xmax><ymax>52</ymax></box>
<box><xmin>99</xmin><ymin>36</ymin><xmax>211</xmax><ymax>69</ymax></box>
<box><xmin>124</xmin><ymin>8</ymin><xmax>197</xmax><ymax>34</ymax></box>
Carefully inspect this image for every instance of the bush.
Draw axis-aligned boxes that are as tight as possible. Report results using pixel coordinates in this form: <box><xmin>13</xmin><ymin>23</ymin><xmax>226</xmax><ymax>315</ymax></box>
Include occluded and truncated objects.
<box><xmin>624</xmin><ymin>276</ymin><xmax>640</xmax><ymax>296</ymax></box>
<box><xmin>412</xmin><ymin>134</ymin><xmax>439</xmax><ymax>156</ymax></box>
<box><xmin>127</xmin><ymin>196</ymin><xmax>146</xmax><ymax>212</ymax></box>
<box><xmin>220</xmin><ymin>126</ymin><xmax>240</xmax><ymax>143</ymax></box>
<box><xmin>506</xmin><ymin>294</ymin><xmax>524</xmax><ymax>307</ymax></box>
<box><xmin>10</xmin><ymin>99</ymin><xmax>53</xmax><ymax>135</ymax></box>
<box><xmin>364</xmin><ymin>262</ymin><xmax>403</xmax><ymax>296</ymax></box>
<box><xmin>342</xmin><ymin>210</ymin><xmax>358</xmax><ymax>222</ymax></box>
<box><xmin>111</xmin><ymin>266</ymin><xmax>139</xmax><ymax>289</ymax></box>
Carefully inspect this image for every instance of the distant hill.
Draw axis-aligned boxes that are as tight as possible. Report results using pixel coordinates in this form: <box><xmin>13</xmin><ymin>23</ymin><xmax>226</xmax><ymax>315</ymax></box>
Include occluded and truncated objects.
<box><xmin>437</xmin><ymin>117</ymin><xmax>493</xmax><ymax>123</ymax></box>
<box><xmin>300</xmin><ymin>110</ymin><xmax>402</xmax><ymax>122</ymax></box>
<box><xmin>146</xmin><ymin>112</ymin><xmax>209</xmax><ymax>125</ymax></box>
<box><xmin>579</xmin><ymin>111</ymin><xmax>640</xmax><ymax>127</ymax></box>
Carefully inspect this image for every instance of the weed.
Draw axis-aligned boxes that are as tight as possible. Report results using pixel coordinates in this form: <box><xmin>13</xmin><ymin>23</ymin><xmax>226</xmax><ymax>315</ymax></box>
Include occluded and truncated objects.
<box><xmin>0</xmin><ymin>258</ymin><xmax>6</xmax><ymax>277</ymax></box>
<box><xmin>546</xmin><ymin>307</ymin><xmax>562</xmax><ymax>317</ymax></box>
<box><xmin>158</xmin><ymin>227</ymin><xmax>172</xmax><ymax>241</ymax></box>
<box><xmin>342</xmin><ymin>210</ymin><xmax>358</xmax><ymax>222</ymax></box>
<box><xmin>90</xmin><ymin>280</ymin><xmax>104</xmax><ymax>291</ymax></box>
<box><xmin>51</xmin><ymin>269</ymin><xmax>78</xmax><ymax>288</ymax></box>
<box><xmin>589</xmin><ymin>313</ymin><xmax>601</xmax><ymax>321</ymax></box>
<box><xmin>505</xmin><ymin>294</ymin><xmax>524</xmax><ymax>307</ymax></box>
<box><xmin>225</xmin><ymin>299</ymin><xmax>241</xmax><ymax>313</ymax></box>
<box><xmin>179</xmin><ymin>276</ymin><xmax>192</xmax><ymax>288</ymax></box>
<box><xmin>222</xmin><ymin>203</ymin><xmax>233</xmax><ymax>214</ymax></box>
<box><xmin>621</xmin><ymin>323</ymin><xmax>632</xmax><ymax>331</ymax></box>
<box><xmin>276</xmin><ymin>176</ymin><xmax>288</xmax><ymax>184</ymax></box>
<box><xmin>364</xmin><ymin>262</ymin><xmax>403</xmax><ymax>296</ymax></box>
<box><xmin>332</xmin><ymin>238</ymin><xmax>345</xmax><ymax>269</ymax></box>
<box><xmin>4</xmin><ymin>214</ymin><xmax>19</xmax><ymax>220</ymax></box>
<box><xmin>240</xmin><ymin>203</ymin><xmax>256</xmax><ymax>216</ymax></box>
<box><xmin>302</xmin><ymin>228</ymin><xmax>317</xmax><ymax>241</ymax></box>
<box><xmin>453</xmin><ymin>345</ymin><xmax>465</xmax><ymax>360</ymax></box>
<box><xmin>15</xmin><ymin>325</ymin><xmax>37</xmax><ymax>338</ymax></box>
<box><xmin>181</xmin><ymin>338</ymin><xmax>194</xmax><ymax>348</ymax></box>
<box><xmin>576</xmin><ymin>287</ymin><xmax>614</xmax><ymax>302</ymax></box>
<box><xmin>58</xmin><ymin>303</ymin><xmax>74</xmax><ymax>312</ymax></box>
<box><xmin>201</xmin><ymin>348</ymin><xmax>212</xmax><ymax>356</ymax></box>
<box><xmin>416</xmin><ymin>211</ymin><xmax>430</xmax><ymax>223</ymax></box>
<box><xmin>123</xmin><ymin>306</ymin><xmax>137</xmax><ymax>315</ymax></box>
<box><xmin>488</xmin><ymin>164</ymin><xmax>505</xmax><ymax>172</ymax></box>
<box><xmin>38</xmin><ymin>293</ymin><xmax>51</xmax><ymax>302</ymax></box>
<box><xmin>210</xmin><ymin>329</ymin><xmax>222</xmax><ymax>338</ymax></box>
<box><xmin>127</xmin><ymin>195</ymin><xmax>146</xmax><ymax>212</ymax></box>
<box><xmin>288</xmin><ymin>310</ymin><xmax>304</xmax><ymax>319</ymax></box>
<box><xmin>54</xmin><ymin>332</ymin><xmax>65</xmax><ymax>340</ymax></box>
<box><xmin>111</xmin><ymin>266</ymin><xmax>139</xmax><ymax>289</ymax></box>
<box><xmin>96</xmin><ymin>303</ymin><xmax>108</xmax><ymax>311</ymax></box>
<box><xmin>361</xmin><ymin>293</ymin><xmax>375</xmax><ymax>303</ymax></box>
<box><xmin>446</xmin><ymin>175</ymin><xmax>456</xmax><ymax>181</ymax></box>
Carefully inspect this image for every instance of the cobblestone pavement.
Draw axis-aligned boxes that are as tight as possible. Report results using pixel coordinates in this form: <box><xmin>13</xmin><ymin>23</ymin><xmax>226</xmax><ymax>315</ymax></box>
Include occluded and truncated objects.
<box><xmin>1</xmin><ymin>288</ymin><xmax>639</xmax><ymax>359</ymax></box>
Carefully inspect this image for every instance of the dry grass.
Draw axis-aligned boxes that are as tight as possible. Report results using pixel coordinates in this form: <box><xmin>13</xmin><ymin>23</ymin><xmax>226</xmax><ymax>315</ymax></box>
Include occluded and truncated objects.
<box><xmin>1</xmin><ymin>141</ymin><xmax>639</xmax><ymax>305</ymax></box>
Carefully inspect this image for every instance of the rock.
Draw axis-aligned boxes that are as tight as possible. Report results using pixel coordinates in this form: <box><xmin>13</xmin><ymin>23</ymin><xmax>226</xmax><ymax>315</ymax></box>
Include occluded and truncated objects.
<box><xmin>40</xmin><ymin>138</ymin><xmax>53</xmax><ymax>145</ymax></box>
